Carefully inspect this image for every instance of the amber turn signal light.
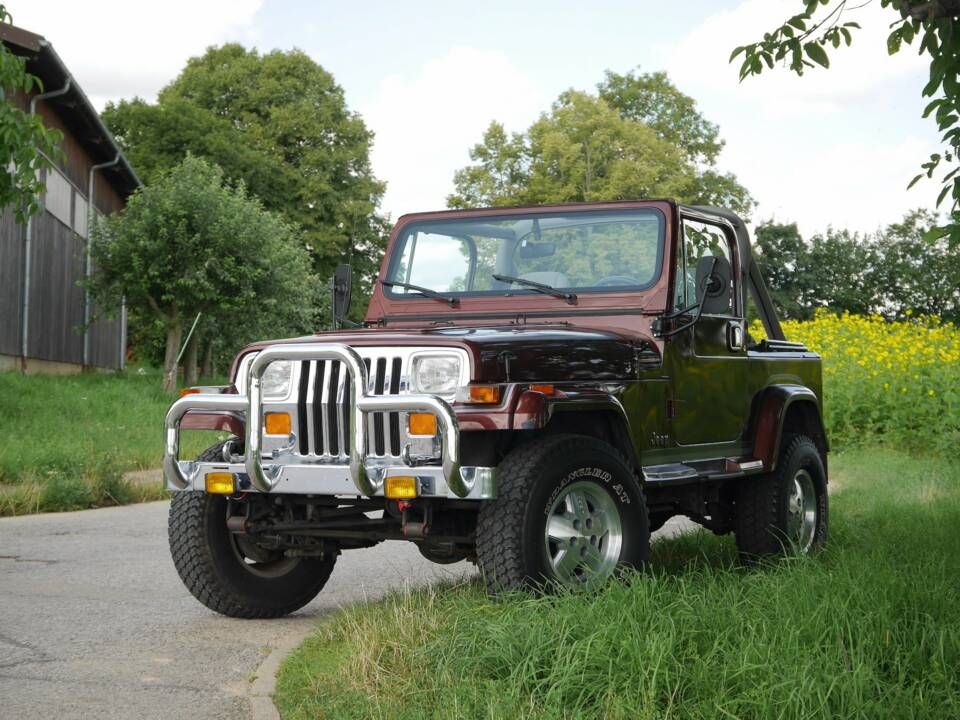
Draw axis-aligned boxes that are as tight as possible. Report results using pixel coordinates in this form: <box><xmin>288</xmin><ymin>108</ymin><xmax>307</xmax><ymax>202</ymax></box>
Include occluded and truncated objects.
<box><xmin>385</xmin><ymin>476</ymin><xmax>418</xmax><ymax>499</ymax></box>
<box><xmin>467</xmin><ymin>385</ymin><xmax>500</xmax><ymax>404</ymax></box>
<box><xmin>408</xmin><ymin>412</ymin><xmax>437</xmax><ymax>436</ymax></box>
<box><xmin>264</xmin><ymin>412</ymin><xmax>292</xmax><ymax>435</ymax></box>
<box><xmin>529</xmin><ymin>384</ymin><xmax>556</xmax><ymax>395</ymax></box>
<box><xmin>179</xmin><ymin>387</ymin><xmax>200</xmax><ymax>397</ymax></box>
<box><xmin>205</xmin><ymin>472</ymin><xmax>235</xmax><ymax>495</ymax></box>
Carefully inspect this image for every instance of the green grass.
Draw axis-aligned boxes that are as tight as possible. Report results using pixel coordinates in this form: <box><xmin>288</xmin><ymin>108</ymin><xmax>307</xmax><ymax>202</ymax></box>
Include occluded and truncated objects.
<box><xmin>0</xmin><ymin>367</ymin><xmax>226</xmax><ymax>515</ymax></box>
<box><xmin>275</xmin><ymin>449</ymin><xmax>960</xmax><ymax>720</ymax></box>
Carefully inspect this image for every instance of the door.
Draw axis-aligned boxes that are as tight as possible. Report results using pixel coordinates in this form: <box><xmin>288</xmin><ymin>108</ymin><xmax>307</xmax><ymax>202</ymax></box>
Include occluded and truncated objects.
<box><xmin>669</xmin><ymin>215</ymin><xmax>749</xmax><ymax>447</ymax></box>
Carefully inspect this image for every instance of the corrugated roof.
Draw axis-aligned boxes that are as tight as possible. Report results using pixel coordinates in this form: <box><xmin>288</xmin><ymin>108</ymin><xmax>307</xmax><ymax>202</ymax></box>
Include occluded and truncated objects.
<box><xmin>0</xmin><ymin>22</ymin><xmax>141</xmax><ymax>198</ymax></box>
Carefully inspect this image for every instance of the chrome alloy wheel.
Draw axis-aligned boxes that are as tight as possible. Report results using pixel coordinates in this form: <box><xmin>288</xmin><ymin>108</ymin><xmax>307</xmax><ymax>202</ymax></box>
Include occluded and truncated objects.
<box><xmin>544</xmin><ymin>481</ymin><xmax>624</xmax><ymax>587</ymax></box>
<box><xmin>786</xmin><ymin>468</ymin><xmax>818</xmax><ymax>553</ymax></box>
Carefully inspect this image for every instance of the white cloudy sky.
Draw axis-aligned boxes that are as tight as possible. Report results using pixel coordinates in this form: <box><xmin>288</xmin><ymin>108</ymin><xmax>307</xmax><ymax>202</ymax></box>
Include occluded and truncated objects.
<box><xmin>9</xmin><ymin>0</ymin><xmax>942</xmax><ymax>236</ymax></box>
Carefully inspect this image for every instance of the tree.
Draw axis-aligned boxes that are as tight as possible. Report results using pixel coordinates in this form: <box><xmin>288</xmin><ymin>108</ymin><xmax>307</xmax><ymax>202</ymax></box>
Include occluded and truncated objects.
<box><xmin>731</xmin><ymin>0</ymin><xmax>960</xmax><ymax>245</ymax></box>
<box><xmin>873</xmin><ymin>209</ymin><xmax>960</xmax><ymax>320</ymax></box>
<box><xmin>0</xmin><ymin>4</ymin><xmax>62</xmax><ymax>223</ymax></box>
<box><xmin>753</xmin><ymin>210</ymin><xmax>960</xmax><ymax>321</ymax></box>
<box><xmin>598</xmin><ymin>69</ymin><xmax>724</xmax><ymax>165</ymax></box>
<box><xmin>102</xmin><ymin>97</ymin><xmax>295</xmax><ymax>212</ymax></box>
<box><xmin>449</xmin><ymin>74</ymin><xmax>753</xmax><ymax>216</ymax></box>
<box><xmin>805</xmin><ymin>228</ymin><xmax>881</xmax><ymax>316</ymax></box>
<box><xmin>88</xmin><ymin>156</ymin><xmax>317</xmax><ymax>392</ymax></box>
<box><xmin>754</xmin><ymin>221</ymin><xmax>812</xmax><ymax>318</ymax></box>
<box><xmin>102</xmin><ymin>44</ymin><xmax>387</xmax><ymax>322</ymax></box>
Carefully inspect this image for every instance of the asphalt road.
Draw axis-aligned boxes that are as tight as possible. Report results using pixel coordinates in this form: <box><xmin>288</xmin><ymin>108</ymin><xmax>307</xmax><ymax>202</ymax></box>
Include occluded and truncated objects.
<box><xmin>0</xmin><ymin>501</ymin><xmax>690</xmax><ymax>720</ymax></box>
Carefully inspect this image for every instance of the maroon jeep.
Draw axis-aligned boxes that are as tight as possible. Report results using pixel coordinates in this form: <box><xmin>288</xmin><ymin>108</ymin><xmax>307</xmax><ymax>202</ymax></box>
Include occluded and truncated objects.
<box><xmin>164</xmin><ymin>200</ymin><xmax>828</xmax><ymax>618</ymax></box>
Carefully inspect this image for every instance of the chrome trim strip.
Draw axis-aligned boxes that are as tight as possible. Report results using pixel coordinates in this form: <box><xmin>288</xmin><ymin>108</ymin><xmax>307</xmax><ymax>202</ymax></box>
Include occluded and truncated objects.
<box><xmin>167</xmin><ymin>461</ymin><xmax>496</xmax><ymax>500</ymax></box>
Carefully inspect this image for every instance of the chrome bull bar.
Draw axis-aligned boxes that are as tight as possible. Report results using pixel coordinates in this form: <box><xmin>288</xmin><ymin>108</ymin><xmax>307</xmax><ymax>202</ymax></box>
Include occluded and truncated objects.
<box><xmin>163</xmin><ymin>343</ymin><xmax>477</xmax><ymax>498</ymax></box>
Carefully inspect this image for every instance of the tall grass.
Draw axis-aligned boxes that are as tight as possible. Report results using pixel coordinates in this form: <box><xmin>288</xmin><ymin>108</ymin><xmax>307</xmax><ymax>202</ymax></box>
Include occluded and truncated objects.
<box><xmin>0</xmin><ymin>366</ymin><xmax>224</xmax><ymax>514</ymax></box>
<box><xmin>276</xmin><ymin>449</ymin><xmax>960</xmax><ymax>719</ymax></box>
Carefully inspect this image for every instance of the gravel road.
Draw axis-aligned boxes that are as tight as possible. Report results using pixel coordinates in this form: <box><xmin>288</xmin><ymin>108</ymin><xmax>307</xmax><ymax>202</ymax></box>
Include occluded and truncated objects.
<box><xmin>0</xmin><ymin>500</ymin><xmax>690</xmax><ymax>720</ymax></box>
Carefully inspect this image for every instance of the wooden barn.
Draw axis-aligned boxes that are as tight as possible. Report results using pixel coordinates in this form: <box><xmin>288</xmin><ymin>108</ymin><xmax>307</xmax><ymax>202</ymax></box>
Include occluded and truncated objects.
<box><xmin>0</xmin><ymin>23</ymin><xmax>140</xmax><ymax>374</ymax></box>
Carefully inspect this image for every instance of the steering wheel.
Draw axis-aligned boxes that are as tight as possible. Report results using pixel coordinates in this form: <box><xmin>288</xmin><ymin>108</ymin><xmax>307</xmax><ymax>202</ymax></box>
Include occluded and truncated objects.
<box><xmin>594</xmin><ymin>275</ymin><xmax>641</xmax><ymax>287</ymax></box>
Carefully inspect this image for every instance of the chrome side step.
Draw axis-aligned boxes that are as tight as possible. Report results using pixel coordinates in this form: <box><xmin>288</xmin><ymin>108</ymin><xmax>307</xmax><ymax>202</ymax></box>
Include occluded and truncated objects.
<box><xmin>642</xmin><ymin>463</ymin><xmax>699</xmax><ymax>485</ymax></box>
<box><xmin>642</xmin><ymin>458</ymin><xmax>766</xmax><ymax>485</ymax></box>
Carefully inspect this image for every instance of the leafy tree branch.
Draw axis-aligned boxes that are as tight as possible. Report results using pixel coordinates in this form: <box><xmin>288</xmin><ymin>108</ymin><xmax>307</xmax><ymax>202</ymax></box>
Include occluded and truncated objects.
<box><xmin>731</xmin><ymin>0</ymin><xmax>960</xmax><ymax>245</ymax></box>
<box><xmin>0</xmin><ymin>3</ymin><xmax>62</xmax><ymax>223</ymax></box>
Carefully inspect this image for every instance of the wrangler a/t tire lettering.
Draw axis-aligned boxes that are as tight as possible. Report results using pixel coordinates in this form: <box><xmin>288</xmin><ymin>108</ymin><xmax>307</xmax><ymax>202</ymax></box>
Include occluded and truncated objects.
<box><xmin>476</xmin><ymin>434</ymin><xmax>649</xmax><ymax>593</ymax></box>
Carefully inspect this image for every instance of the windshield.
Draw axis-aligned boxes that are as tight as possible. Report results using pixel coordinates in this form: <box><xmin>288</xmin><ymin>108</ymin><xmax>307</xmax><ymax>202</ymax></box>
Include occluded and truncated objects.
<box><xmin>384</xmin><ymin>208</ymin><xmax>664</xmax><ymax>300</ymax></box>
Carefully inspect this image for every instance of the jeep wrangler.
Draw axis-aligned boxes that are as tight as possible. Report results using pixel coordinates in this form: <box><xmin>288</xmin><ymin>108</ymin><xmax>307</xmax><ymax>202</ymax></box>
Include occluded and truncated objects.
<box><xmin>164</xmin><ymin>200</ymin><xmax>828</xmax><ymax>618</ymax></box>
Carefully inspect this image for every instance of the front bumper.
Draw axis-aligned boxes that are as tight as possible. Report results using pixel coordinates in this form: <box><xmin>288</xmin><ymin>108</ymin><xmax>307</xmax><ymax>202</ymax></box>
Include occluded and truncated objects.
<box><xmin>163</xmin><ymin>343</ymin><xmax>496</xmax><ymax>500</ymax></box>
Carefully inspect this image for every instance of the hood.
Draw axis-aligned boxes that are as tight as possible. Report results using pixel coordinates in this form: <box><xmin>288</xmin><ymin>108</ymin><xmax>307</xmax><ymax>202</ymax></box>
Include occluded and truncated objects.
<box><xmin>234</xmin><ymin>323</ymin><xmax>652</xmax><ymax>383</ymax></box>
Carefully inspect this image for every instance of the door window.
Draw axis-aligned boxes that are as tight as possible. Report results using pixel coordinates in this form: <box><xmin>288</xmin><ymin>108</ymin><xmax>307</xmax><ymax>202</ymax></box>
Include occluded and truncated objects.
<box><xmin>676</xmin><ymin>217</ymin><xmax>737</xmax><ymax>316</ymax></box>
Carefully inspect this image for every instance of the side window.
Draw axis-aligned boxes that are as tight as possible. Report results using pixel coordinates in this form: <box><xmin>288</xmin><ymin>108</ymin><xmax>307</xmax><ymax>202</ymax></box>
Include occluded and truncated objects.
<box><xmin>677</xmin><ymin>217</ymin><xmax>737</xmax><ymax>316</ymax></box>
<box><xmin>44</xmin><ymin>167</ymin><xmax>73</xmax><ymax>228</ymax></box>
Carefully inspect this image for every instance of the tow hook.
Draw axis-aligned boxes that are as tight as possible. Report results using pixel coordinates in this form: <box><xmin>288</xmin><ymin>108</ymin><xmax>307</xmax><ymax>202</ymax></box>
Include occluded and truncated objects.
<box><xmin>399</xmin><ymin>500</ymin><xmax>430</xmax><ymax>538</ymax></box>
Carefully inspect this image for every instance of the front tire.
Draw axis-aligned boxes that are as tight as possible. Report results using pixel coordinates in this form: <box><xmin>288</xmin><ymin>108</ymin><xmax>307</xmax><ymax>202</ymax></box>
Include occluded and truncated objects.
<box><xmin>476</xmin><ymin>434</ymin><xmax>649</xmax><ymax>593</ymax></box>
<box><xmin>168</xmin><ymin>444</ymin><xmax>336</xmax><ymax>618</ymax></box>
<box><xmin>734</xmin><ymin>434</ymin><xmax>828</xmax><ymax>562</ymax></box>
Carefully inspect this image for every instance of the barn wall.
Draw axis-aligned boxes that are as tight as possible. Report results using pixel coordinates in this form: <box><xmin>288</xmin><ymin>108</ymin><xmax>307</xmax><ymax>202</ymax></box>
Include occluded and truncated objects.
<box><xmin>26</xmin><ymin>211</ymin><xmax>86</xmax><ymax>364</ymax></box>
<box><xmin>0</xmin><ymin>208</ymin><xmax>24</xmax><ymax>356</ymax></box>
<box><xmin>1</xmin><ymin>99</ymin><xmax>128</xmax><ymax>372</ymax></box>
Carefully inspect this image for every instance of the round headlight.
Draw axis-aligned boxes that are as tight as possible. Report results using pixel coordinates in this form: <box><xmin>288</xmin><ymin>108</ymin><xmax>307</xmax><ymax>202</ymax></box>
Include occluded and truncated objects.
<box><xmin>261</xmin><ymin>360</ymin><xmax>293</xmax><ymax>399</ymax></box>
<box><xmin>412</xmin><ymin>355</ymin><xmax>461</xmax><ymax>395</ymax></box>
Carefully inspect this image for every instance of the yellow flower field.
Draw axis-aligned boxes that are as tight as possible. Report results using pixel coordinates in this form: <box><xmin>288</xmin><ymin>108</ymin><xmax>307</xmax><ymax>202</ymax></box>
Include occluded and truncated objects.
<box><xmin>752</xmin><ymin>311</ymin><xmax>960</xmax><ymax>451</ymax></box>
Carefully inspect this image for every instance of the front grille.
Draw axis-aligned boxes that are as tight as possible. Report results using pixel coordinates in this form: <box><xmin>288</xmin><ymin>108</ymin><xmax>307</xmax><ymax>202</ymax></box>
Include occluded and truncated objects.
<box><xmin>294</xmin><ymin>353</ymin><xmax>405</xmax><ymax>460</ymax></box>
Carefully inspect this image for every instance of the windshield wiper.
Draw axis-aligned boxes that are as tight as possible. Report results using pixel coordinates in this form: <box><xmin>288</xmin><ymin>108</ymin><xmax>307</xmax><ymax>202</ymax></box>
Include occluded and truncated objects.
<box><xmin>382</xmin><ymin>280</ymin><xmax>459</xmax><ymax>307</ymax></box>
<box><xmin>492</xmin><ymin>274</ymin><xmax>577</xmax><ymax>305</ymax></box>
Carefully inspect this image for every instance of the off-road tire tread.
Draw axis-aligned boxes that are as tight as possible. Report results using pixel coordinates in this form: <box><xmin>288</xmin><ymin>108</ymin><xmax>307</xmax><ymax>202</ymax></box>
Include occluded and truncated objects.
<box><xmin>734</xmin><ymin>434</ymin><xmax>824</xmax><ymax>561</ymax></box>
<box><xmin>168</xmin><ymin>444</ymin><xmax>335</xmax><ymax>618</ymax></box>
<box><xmin>476</xmin><ymin>434</ymin><xmax>648</xmax><ymax>593</ymax></box>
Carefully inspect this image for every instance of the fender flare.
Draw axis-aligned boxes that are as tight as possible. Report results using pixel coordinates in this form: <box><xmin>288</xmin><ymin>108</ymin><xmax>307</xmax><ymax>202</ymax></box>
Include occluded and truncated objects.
<box><xmin>512</xmin><ymin>389</ymin><xmax>640</xmax><ymax>469</ymax></box>
<box><xmin>750</xmin><ymin>384</ymin><xmax>827</xmax><ymax>471</ymax></box>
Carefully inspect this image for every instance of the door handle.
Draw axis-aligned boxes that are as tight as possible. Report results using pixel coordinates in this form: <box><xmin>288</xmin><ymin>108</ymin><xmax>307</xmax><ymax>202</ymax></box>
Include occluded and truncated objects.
<box><xmin>728</xmin><ymin>321</ymin><xmax>744</xmax><ymax>351</ymax></box>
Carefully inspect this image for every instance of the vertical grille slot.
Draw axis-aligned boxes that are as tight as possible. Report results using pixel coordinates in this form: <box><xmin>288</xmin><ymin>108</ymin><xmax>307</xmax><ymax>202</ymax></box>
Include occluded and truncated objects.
<box><xmin>291</xmin><ymin>348</ymin><xmax>448</xmax><ymax>460</ymax></box>
<box><xmin>326</xmin><ymin>361</ymin><xmax>341</xmax><ymax>456</ymax></box>
<box><xmin>312</xmin><ymin>360</ymin><xmax>325</xmax><ymax>455</ymax></box>
<box><xmin>373</xmin><ymin>358</ymin><xmax>387</xmax><ymax>456</ymax></box>
<box><xmin>341</xmin><ymin>397</ymin><xmax>351</xmax><ymax>456</ymax></box>
<box><xmin>389</xmin><ymin>357</ymin><xmax>402</xmax><ymax>456</ymax></box>
<box><xmin>336</xmin><ymin>361</ymin><xmax>349</xmax><ymax>456</ymax></box>
<box><xmin>363</xmin><ymin>358</ymin><xmax>372</xmax><ymax>455</ymax></box>
<box><xmin>297</xmin><ymin>361</ymin><xmax>310</xmax><ymax>455</ymax></box>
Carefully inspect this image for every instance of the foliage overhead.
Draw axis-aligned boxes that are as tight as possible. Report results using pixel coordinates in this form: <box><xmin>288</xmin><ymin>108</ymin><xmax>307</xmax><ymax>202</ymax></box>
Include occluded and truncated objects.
<box><xmin>731</xmin><ymin>0</ymin><xmax>960</xmax><ymax>245</ymax></box>
<box><xmin>449</xmin><ymin>71</ymin><xmax>754</xmax><ymax>217</ymax></box>
<box><xmin>0</xmin><ymin>4</ymin><xmax>62</xmax><ymax>223</ymax></box>
<box><xmin>102</xmin><ymin>44</ymin><xmax>387</xmax><ymax>311</ymax></box>
<box><xmin>88</xmin><ymin>155</ymin><xmax>318</xmax><ymax>391</ymax></box>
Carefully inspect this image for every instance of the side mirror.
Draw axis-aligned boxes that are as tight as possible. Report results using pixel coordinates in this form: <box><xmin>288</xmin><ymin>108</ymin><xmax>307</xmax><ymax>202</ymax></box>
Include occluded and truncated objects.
<box><xmin>331</xmin><ymin>264</ymin><xmax>352</xmax><ymax>329</ymax></box>
<box><xmin>695</xmin><ymin>255</ymin><xmax>732</xmax><ymax>315</ymax></box>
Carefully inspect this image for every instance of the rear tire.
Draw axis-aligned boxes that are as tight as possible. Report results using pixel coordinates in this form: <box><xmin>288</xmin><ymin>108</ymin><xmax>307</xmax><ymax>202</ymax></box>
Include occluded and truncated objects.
<box><xmin>476</xmin><ymin>434</ymin><xmax>649</xmax><ymax>593</ymax></box>
<box><xmin>167</xmin><ymin>443</ymin><xmax>336</xmax><ymax>618</ymax></box>
<box><xmin>734</xmin><ymin>434</ymin><xmax>828</xmax><ymax>562</ymax></box>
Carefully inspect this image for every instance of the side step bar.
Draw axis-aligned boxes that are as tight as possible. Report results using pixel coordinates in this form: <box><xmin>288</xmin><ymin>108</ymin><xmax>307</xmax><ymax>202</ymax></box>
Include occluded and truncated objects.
<box><xmin>642</xmin><ymin>458</ymin><xmax>765</xmax><ymax>486</ymax></box>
